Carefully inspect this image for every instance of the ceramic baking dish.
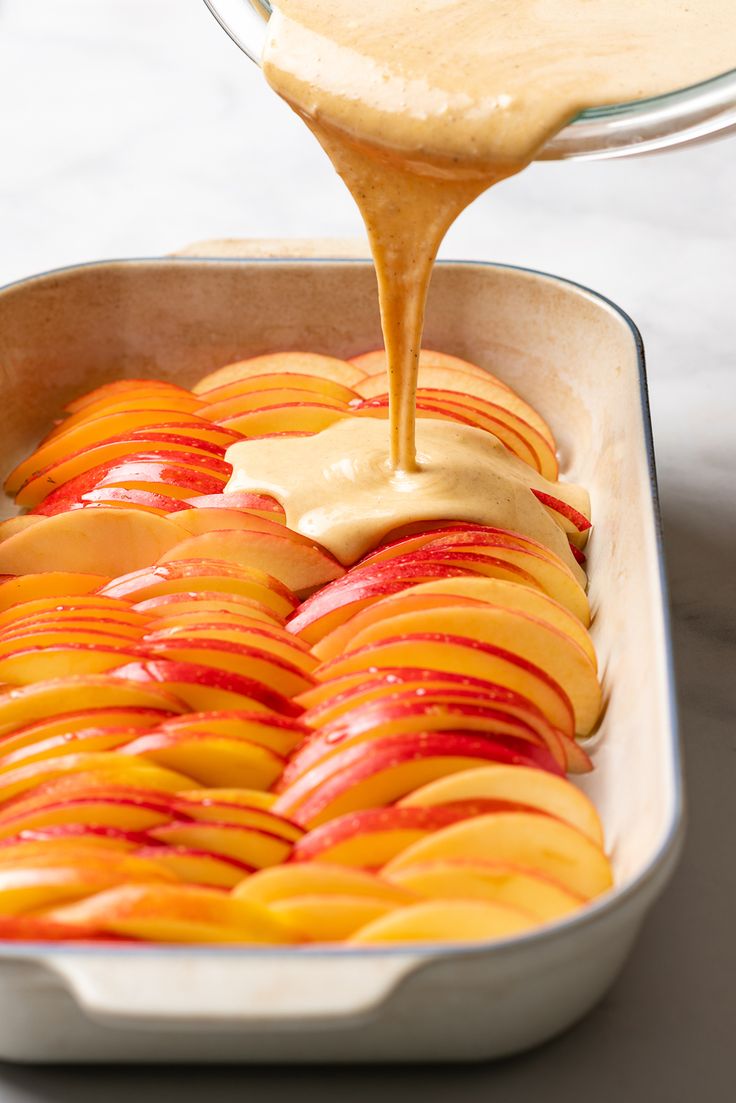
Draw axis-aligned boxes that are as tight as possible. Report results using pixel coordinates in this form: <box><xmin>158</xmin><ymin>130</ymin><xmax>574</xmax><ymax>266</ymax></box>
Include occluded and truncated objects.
<box><xmin>0</xmin><ymin>251</ymin><xmax>682</xmax><ymax>1063</ymax></box>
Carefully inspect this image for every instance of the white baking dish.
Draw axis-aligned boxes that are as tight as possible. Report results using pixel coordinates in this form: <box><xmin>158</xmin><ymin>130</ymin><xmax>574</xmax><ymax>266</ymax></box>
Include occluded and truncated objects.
<box><xmin>0</xmin><ymin>252</ymin><xmax>682</xmax><ymax>1063</ymax></box>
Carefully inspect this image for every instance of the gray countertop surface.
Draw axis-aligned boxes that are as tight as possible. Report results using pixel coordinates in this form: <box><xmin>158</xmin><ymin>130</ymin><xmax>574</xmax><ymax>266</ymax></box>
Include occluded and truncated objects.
<box><xmin>0</xmin><ymin>1</ymin><xmax>734</xmax><ymax>1098</ymax></box>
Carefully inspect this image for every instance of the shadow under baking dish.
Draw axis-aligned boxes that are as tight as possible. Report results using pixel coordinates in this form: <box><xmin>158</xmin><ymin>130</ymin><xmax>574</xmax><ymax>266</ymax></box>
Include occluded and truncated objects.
<box><xmin>0</xmin><ymin>257</ymin><xmax>682</xmax><ymax>1062</ymax></box>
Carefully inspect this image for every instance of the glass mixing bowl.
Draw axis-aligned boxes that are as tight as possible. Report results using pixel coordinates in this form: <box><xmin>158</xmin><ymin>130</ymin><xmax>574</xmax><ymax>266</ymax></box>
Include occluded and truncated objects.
<box><xmin>204</xmin><ymin>0</ymin><xmax>736</xmax><ymax>159</ymax></box>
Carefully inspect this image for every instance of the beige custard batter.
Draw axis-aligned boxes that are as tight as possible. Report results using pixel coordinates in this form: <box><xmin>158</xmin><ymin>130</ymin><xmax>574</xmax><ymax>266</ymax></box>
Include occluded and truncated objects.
<box><xmin>226</xmin><ymin>0</ymin><xmax>735</xmax><ymax>564</ymax></box>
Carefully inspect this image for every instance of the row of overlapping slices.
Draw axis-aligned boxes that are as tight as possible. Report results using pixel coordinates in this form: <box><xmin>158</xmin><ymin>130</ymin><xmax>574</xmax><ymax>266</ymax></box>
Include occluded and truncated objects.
<box><xmin>0</xmin><ymin>348</ymin><xmax>610</xmax><ymax>945</ymax></box>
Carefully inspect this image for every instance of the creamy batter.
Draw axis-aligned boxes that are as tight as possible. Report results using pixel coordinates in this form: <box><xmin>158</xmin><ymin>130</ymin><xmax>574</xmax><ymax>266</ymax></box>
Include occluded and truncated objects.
<box><xmin>226</xmin><ymin>0</ymin><xmax>735</xmax><ymax>562</ymax></box>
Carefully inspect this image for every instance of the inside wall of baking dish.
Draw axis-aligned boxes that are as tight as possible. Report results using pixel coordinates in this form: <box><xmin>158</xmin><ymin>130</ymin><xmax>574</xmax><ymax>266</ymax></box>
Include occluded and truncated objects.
<box><xmin>0</xmin><ymin>258</ymin><xmax>678</xmax><ymax>890</ymax></box>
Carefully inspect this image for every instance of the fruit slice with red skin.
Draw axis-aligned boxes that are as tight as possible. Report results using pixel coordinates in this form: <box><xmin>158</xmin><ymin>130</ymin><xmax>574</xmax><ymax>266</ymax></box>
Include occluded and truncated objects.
<box><xmin>0</xmin><ymin>509</ymin><xmax>187</xmax><ymax>578</ymax></box>
<box><xmin>0</xmin><ymin>753</ymin><xmax>195</xmax><ymax>806</ymax></box>
<box><xmin>0</xmin><ymin>777</ymin><xmax>184</xmax><ymax>823</ymax></box>
<box><xmin>169</xmin><ymin>798</ymin><xmax>301</xmax><ymax>839</ymax></box>
<box><xmin>314</xmin><ymin>635</ymin><xmax>575</xmax><ymax>737</ymax></box>
<box><xmin>100</xmin><ymin>560</ymin><xmax>297</xmax><ymax>619</ymax></box>
<box><xmin>349</xmin><ymin>899</ymin><xmax>536</xmax><ymax>944</ymax></box>
<box><xmin>63</xmin><ymin>379</ymin><xmax>196</xmax><ymax>416</ymax></box>
<box><xmin>132</xmin><ymin>590</ymin><xmax>283</xmax><ymax>626</ymax></box>
<box><xmin>218</xmin><ymin>402</ymin><xmax>349</xmax><ymax>437</ymax></box>
<box><xmin>190</xmin><ymin>492</ymin><xmax>284</xmax><ymax>520</ymax></box>
<box><xmin>0</xmin><ymin>824</ymin><xmax>153</xmax><ymax>857</ymax></box>
<box><xmin>148</xmin><ymin>820</ymin><xmax>294</xmax><ymax>869</ymax></box>
<box><xmin>140</xmin><ymin>638</ymin><xmax>314</xmax><ymax>697</ymax></box>
<box><xmin>133</xmin><ymin>845</ymin><xmax>255</xmax><ymax>889</ymax></box>
<box><xmin>0</xmin><ymin>676</ymin><xmax>185</xmax><ymax>739</ymax></box>
<box><xmin>120</xmin><ymin>730</ymin><xmax>286</xmax><ymax>789</ymax></box>
<box><xmin>0</xmin><ymin>850</ymin><xmax>177</xmax><ymax>916</ymax></box>
<box><xmin>269</xmin><ymin>896</ymin><xmax>400</xmax><ymax>941</ymax></box>
<box><xmin>200</xmin><ymin>372</ymin><xmax>360</xmax><ymax>405</ymax></box>
<box><xmin>387</xmin><ymin>577</ymin><xmax>596</xmax><ymax>668</ymax></box>
<box><xmin>16</xmin><ymin>436</ymin><xmax>229</xmax><ymax>509</ymax></box>
<box><xmin>0</xmin><ymin>641</ymin><xmax>146</xmax><ymax>685</ymax></box>
<box><xmin>356</xmin><ymin>366</ymin><xmax>554</xmax><ymax>449</ymax></box>
<box><xmin>283</xmin><ymin>699</ymin><xmax>566</xmax><ymax>787</ymax></box>
<box><xmin>385</xmin><ymin>812</ymin><xmax>612</xmax><ymax>899</ymax></box>
<box><xmin>145</xmin><ymin>621</ymin><xmax>315</xmax><ymax>669</ymax></box>
<box><xmin>339</xmin><ymin>606</ymin><xmax>600</xmax><ymax>735</ymax></box>
<box><xmin>193</xmin><ymin>352</ymin><xmax>366</xmax><ymax>394</ymax></box>
<box><xmin>287</xmin><ymin>562</ymin><xmax>484</xmax><ymax>644</ymax></box>
<box><xmin>158</xmin><ymin>710</ymin><xmax>307</xmax><ymax>757</ymax></box>
<box><xmin>399</xmin><ymin>764</ymin><xmax>604</xmax><ymax>845</ymax></box>
<box><xmin>0</xmin><ymin>707</ymin><xmax>174</xmax><ymax>758</ymax></box>
<box><xmin>0</xmin><ymin>573</ymin><xmax>109</xmax><ymax>611</ymax></box>
<box><xmin>44</xmin><ymin>883</ymin><xmax>299</xmax><ymax>943</ymax></box>
<box><xmin>0</xmin><ymin>619</ymin><xmax>144</xmax><ymax>648</ymax></box>
<box><xmin>36</xmin><ymin>488</ymin><xmax>192</xmax><ymax>518</ymax></box>
<box><xmin>289</xmin><ymin>802</ymin><xmax>539</xmax><ymax>867</ymax></box>
<box><xmin>180</xmin><ymin>788</ymin><xmax>276</xmax><ymax>811</ymax></box>
<box><xmin>349</xmin><ymin>348</ymin><xmax>509</xmax><ymax>385</ymax></box>
<box><xmin>5</xmin><ymin>411</ymin><xmax>218</xmax><ymax>497</ymax></box>
<box><xmin>233</xmin><ymin>863</ymin><xmax>414</xmax><ymax>904</ymax></box>
<box><xmin>158</xmin><ymin>529</ymin><xmax>344</xmax><ymax>597</ymax></box>
<box><xmin>0</xmin><ymin>794</ymin><xmax>178</xmax><ymax>838</ymax></box>
<box><xmin>0</xmin><ymin>596</ymin><xmax>146</xmax><ymax>633</ymax></box>
<box><xmin>111</xmin><ymin>659</ymin><xmax>302</xmax><ymax>716</ymax></box>
<box><xmin>0</xmin><ymin>517</ymin><xmax>42</xmax><ymax>540</ymax></box>
<box><xmin>170</xmin><ymin>509</ymin><xmax>292</xmax><ymax>541</ymax></box>
<box><xmin>386</xmin><ymin>860</ymin><xmax>584</xmax><ymax>922</ymax></box>
<box><xmin>49</xmin><ymin>393</ymin><xmax>205</xmax><ymax>435</ymax></box>
<box><xmin>203</xmin><ymin>389</ymin><xmax>351</xmax><ymax>424</ymax></box>
<box><xmin>274</xmin><ymin>732</ymin><xmax>563</xmax><ymax>828</ymax></box>
<box><xmin>0</xmin><ymin>727</ymin><xmax>147</xmax><ymax>773</ymax></box>
<box><xmin>36</xmin><ymin>458</ymin><xmax>229</xmax><ymax>514</ymax></box>
<box><xmin>531</xmin><ymin>490</ymin><xmax>592</xmax><ymax>547</ymax></box>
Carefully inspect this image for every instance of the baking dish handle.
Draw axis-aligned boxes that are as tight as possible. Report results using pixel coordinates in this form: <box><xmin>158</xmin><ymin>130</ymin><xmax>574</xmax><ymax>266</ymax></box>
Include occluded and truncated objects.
<box><xmin>42</xmin><ymin>951</ymin><xmax>425</xmax><ymax>1025</ymax></box>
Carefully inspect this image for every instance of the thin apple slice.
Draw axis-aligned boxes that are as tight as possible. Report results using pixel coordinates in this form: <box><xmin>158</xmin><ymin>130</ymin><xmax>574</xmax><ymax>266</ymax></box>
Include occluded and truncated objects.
<box><xmin>0</xmin><ymin>708</ymin><xmax>174</xmax><ymax>759</ymax></box>
<box><xmin>158</xmin><ymin>529</ymin><xmax>344</xmax><ymax>597</ymax></box>
<box><xmin>199</xmin><ymin>372</ymin><xmax>360</xmax><ymax>405</ymax></box>
<box><xmin>133</xmin><ymin>845</ymin><xmax>254</xmax><ymax>888</ymax></box>
<box><xmin>145</xmin><ymin>622</ymin><xmax>316</xmax><ymax>671</ymax></box>
<box><xmin>0</xmin><ymin>728</ymin><xmax>143</xmax><ymax>773</ymax></box>
<box><xmin>386</xmin><ymin>861</ymin><xmax>583</xmax><ymax>922</ymax></box>
<box><xmin>0</xmin><ymin>641</ymin><xmax>145</xmax><ymax>685</ymax></box>
<box><xmin>0</xmin><ymin>509</ymin><xmax>185</xmax><ymax>577</ymax></box>
<box><xmin>0</xmin><ymin>752</ymin><xmax>195</xmax><ymax>806</ymax></box>
<box><xmin>193</xmin><ymin>352</ymin><xmax>365</xmax><ymax>394</ymax></box>
<box><xmin>0</xmin><ymin>573</ymin><xmax>110</xmax><ymax>612</ymax></box>
<box><xmin>148</xmin><ymin>820</ymin><xmax>292</xmax><ymax>869</ymax></box>
<box><xmin>0</xmin><ymin>517</ymin><xmax>42</xmax><ymax>541</ymax></box>
<box><xmin>159</xmin><ymin>710</ymin><xmax>307</xmax><ymax>757</ymax></box>
<box><xmin>63</xmin><ymin>379</ymin><xmax>196</xmax><ymax>416</ymax></box>
<box><xmin>36</xmin><ymin>488</ymin><xmax>192</xmax><ymax>518</ymax></box>
<box><xmin>141</xmin><ymin>638</ymin><xmax>314</xmax><ymax>697</ymax></box>
<box><xmin>349</xmin><ymin>899</ymin><xmax>535</xmax><ymax>944</ymax></box>
<box><xmin>349</xmin><ymin>348</ymin><xmax>509</xmax><ymax>384</ymax></box>
<box><xmin>111</xmin><ymin>659</ymin><xmax>302</xmax><ymax>716</ymax></box>
<box><xmin>270</xmin><ymin>896</ymin><xmax>399</xmax><ymax>941</ymax></box>
<box><xmin>233</xmin><ymin>863</ymin><xmax>414</xmax><ymax>904</ymax></box>
<box><xmin>190</xmin><ymin>492</ymin><xmax>284</xmax><ymax>520</ymax></box>
<box><xmin>0</xmin><ymin>794</ymin><xmax>177</xmax><ymax>837</ymax></box>
<box><xmin>203</xmin><ymin>389</ymin><xmax>351</xmax><ymax>424</ymax></box>
<box><xmin>45</xmin><ymin>883</ymin><xmax>298</xmax><ymax>943</ymax></box>
<box><xmin>121</xmin><ymin>731</ymin><xmax>286</xmax><ymax>790</ymax></box>
<box><xmin>218</xmin><ymin>402</ymin><xmax>348</xmax><ymax>437</ymax></box>
<box><xmin>400</xmin><ymin>764</ymin><xmax>604</xmax><ymax>845</ymax></box>
<box><xmin>133</xmin><ymin>592</ymin><xmax>281</xmax><ymax>627</ymax></box>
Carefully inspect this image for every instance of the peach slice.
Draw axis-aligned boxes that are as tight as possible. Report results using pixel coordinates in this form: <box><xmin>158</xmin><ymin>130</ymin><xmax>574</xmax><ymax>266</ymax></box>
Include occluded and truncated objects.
<box><xmin>148</xmin><ymin>821</ymin><xmax>293</xmax><ymax>869</ymax></box>
<box><xmin>357</xmin><ymin>366</ymin><xmax>554</xmax><ymax>449</ymax></box>
<box><xmin>387</xmin><ymin>861</ymin><xmax>583</xmax><ymax>922</ymax></box>
<box><xmin>270</xmin><ymin>896</ymin><xmax>399</xmax><ymax>941</ymax></box>
<box><xmin>289</xmin><ymin>803</ymin><xmax>529</xmax><ymax>867</ymax></box>
<box><xmin>0</xmin><ymin>676</ymin><xmax>185</xmax><ymax>738</ymax></box>
<box><xmin>275</xmin><ymin>732</ymin><xmax>562</xmax><ymax>828</ymax></box>
<box><xmin>218</xmin><ymin>402</ymin><xmax>349</xmax><ymax>437</ymax></box>
<box><xmin>193</xmin><ymin>352</ymin><xmax>365</xmax><ymax>394</ymax></box>
<box><xmin>342</xmin><ymin>606</ymin><xmax>600</xmax><ymax>734</ymax></box>
<box><xmin>199</xmin><ymin>372</ymin><xmax>360</xmax><ymax>405</ymax></box>
<box><xmin>233</xmin><ymin>863</ymin><xmax>414</xmax><ymax>905</ymax></box>
<box><xmin>159</xmin><ymin>710</ymin><xmax>307</xmax><ymax>757</ymax></box>
<box><xmin>45</xmin><ymin>883</ymin><xmax>298</xmax><ymax>943</ymax></box>
<box><xmin>0</xmin><ymin>509</ymin><xmax>185</xmax><ymax>577</ymax></box>
<box><xmin>400</xmin><ymin>765</ymin><xmax>604</xmax><ymax>845</ymax></box>
<box><xmin>158</xmin><ymin>529</ymin><xmax>344</xmax><ymax>596</ymax></box>
<box><xmin>349</xmin><ymin>899</ymin><xmax>535</xmax><ymax>944</ymax></box>
<box><xmin>314</xmin><ymin>635</ymin><xmax>575</xmax><ymax>737</ymax></box>
<box><xmin>101</xmin><ymin>560</ymin><xmax>297</xmax><ymax>619</ymax></box>
<box><xmin>133</xmin><ymin>845</ymin><xmax>254</xmax><ymax>889</ymax></box>
<box><xmin>384</xmin><ymin>813</ymin><xmax>613</xmax><ymax>899</ymax></box>
<box><xmin>121</xmin><ymin>731</ymin><xmax>286</xmax><ymax>790</ymax></box>
<box><xmin>0</xmin><ymin>851</ymin><xmax>176</xmax><ymax>916</ymax></box>
<box><xmin>0</xmin><ymin>572</ymin><xmax>109</xmax><ymax>612</ymax></box>
<box><xmin>140</xmin><ymin>638</ymin><xmax>314</xmax><ymax>697</ymax></box>
<box><xmin>111</xmin><ymin>659</ymin><xmax>301</xmax><ymax>716</ymax></box>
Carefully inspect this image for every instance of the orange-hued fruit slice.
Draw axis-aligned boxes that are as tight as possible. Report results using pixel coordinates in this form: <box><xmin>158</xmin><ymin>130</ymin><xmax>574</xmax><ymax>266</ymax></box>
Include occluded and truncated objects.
<box><xmin>0</xmin><ymin>573</ymin><xmax>110</xmax><ymax>612</ymax></box>
<box><xmin>233</xmin><ymin>863</ymin><xmax>415</xmax><ymax>905</ymax></box>
<box><xmin>45</xmin><ymin>883</ymin><xmax>299</xmax><ymax>943</ymax></box>
<box><xmin>349</xmin><ymin>899</ymin><xmax>536</xmax><ymax>944</ymax></box>
<box><xmin>384</xmin><ymin>813</ymin><xmax>613</xmax><ymax>899</ymax></box>
<box><xmin>198</xmin><ymin>372</ymin><xmax>359</xmax><ymax>405</ymax></box>
<box><xmin>193</xmin><ymin>352</ymin><xmax>366</xmax><ymax>394</ymax></box>
<box><xmin>270</xmin><ymin>896</ymin><xmax>399</xmax><ymax>941</ymax></box>
<box><xmin>122</xmin><ymin>731</ymin><xmax>286</xmax><ymax>790</ymax></box>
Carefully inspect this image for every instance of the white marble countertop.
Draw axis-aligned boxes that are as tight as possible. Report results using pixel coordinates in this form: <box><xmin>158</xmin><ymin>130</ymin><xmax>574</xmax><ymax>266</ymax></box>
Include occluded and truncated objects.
<box><xmin>0</xmin><ymin>0</ymin><xmax>734</xmax><ymax>1097</ymax></box>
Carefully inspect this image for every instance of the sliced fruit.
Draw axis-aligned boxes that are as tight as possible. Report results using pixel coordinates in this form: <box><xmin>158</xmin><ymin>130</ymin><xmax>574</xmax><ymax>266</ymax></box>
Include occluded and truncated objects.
<box><xmin>349</xmin><ymin>899</ymin><xmax>535</xmax><ymax>944</ymax></box>
<box><xmin>193</xmin><ymin>352</ymin><xmax>365</xmax><ymax>394</ymax></box>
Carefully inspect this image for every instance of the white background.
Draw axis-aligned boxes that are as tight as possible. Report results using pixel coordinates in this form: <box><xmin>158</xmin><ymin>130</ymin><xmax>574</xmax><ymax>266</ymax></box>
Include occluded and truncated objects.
<box><xmin>0</xmin><ymin>0</ymin><xmax>734</xmax><ymax>1097</ymax></box>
